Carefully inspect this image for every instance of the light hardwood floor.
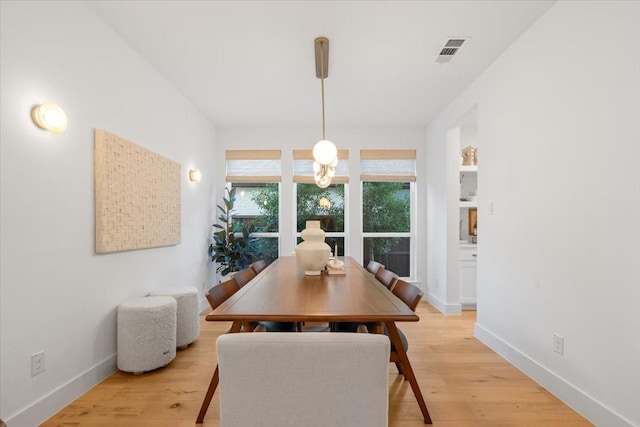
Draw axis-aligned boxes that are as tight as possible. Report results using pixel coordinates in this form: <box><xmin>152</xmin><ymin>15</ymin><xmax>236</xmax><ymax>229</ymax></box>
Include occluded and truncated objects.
<box><xmin>42</xmin><ymin>303</ymin><xmax>593</xmax><ymax>426</ymax></box>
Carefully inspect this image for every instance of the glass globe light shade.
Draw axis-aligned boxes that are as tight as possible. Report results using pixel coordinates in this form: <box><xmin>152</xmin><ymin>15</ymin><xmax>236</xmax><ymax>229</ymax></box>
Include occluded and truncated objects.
<box><xmin>312</xmin><ymin>140</ymin><xmax>337</xmax><ymax>165</ymax></box>
<box><xmin>317</xmin><ymin>175</ymin><xmax>331</xmax><ymax>188</ymax></box>
<box><xmin>313</xmin><ymin>160</ymin><xmax>322</xmax><ymax>173</ymax></box>
<box><xmin>319</xmin><ymin>197</ymin><xmax>331</xmax><ymax>209</ymax></box>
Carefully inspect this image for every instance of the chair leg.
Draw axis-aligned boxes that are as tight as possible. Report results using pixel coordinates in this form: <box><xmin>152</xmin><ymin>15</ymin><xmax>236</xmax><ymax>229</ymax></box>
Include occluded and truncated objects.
<box><xmin>385</xmin><ymin>321</ymin><xmax>432</xmax><ymax>424</ymax></box>
<box><xmin>196</xmin><ymin>365</ymin><xmax>219</xmax><ymax>423</ymax></box>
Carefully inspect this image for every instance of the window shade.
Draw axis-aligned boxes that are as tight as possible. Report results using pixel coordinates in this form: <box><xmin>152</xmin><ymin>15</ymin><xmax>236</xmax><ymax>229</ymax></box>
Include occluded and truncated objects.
<box><xmin>360</xmin><ymin>149</ymin><xmax>416</xmax><ymax>182</ymax></box>
<box><xmin>292</xmin><ymin>149</ymin><xmax>349</xmax><ymax>184</ymax></box>
<box><xmin>226</xmin><ymin>150</ymin><xmax>281</xmax><ymax>183</ymax></box>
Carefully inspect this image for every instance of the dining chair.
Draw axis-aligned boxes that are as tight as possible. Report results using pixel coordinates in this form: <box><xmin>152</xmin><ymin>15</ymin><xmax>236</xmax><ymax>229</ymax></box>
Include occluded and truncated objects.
<box><xmin>206</xmin><ymin>277</ymin><xmax>296</xmax><ymax>335</ymax></box>
<box><xmin>385</xmin><ymin>279</ymin><xmax>423</xmax><ymax>376</ymax></box>
<box><xmin>250</xmin><ymin>259</ymin><xmax>267</xmax><ymax>274</ymax></box>
<box><xmin>365</xmin><ymin>260</ymin><xmax>385</xmax><ymax>275</ymax></box>
<box><xmin>205</xmin><ymin>278</ymin><xmax>240</xmax><ymax>310</ymax></box>
<box><xmin>216</xmin><ymin>332</ymin><xmax>389</xmax><ymax>427</ymax></box>
<box><xmin>333</xmin><ymin>279</ymin><xmax>423</xmax><ymax>376</ymax></box>
<box><xmin>232</xmin><ymin>267</ymin><xmax>256</xmax><ymax>288</ymax></box>
<box><xmin>375</xmin><ymin>267</ymin><xmax>399</xmax><ymax>290</ymax></box>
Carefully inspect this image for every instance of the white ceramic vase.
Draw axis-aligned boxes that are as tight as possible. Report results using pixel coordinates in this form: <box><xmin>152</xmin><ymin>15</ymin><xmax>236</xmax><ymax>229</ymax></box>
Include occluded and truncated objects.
<box><xmin>295</xmin><ymin>220</ymin><xmax>330</xmax><ymax>276</ymax></box>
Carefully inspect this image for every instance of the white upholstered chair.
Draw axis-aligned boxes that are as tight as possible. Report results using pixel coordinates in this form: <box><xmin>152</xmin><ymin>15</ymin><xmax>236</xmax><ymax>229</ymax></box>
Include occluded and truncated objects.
<box><xmin>216</xmin><ymin>332</ymin><xmax>390</xmax><ymax>427</ymax></box>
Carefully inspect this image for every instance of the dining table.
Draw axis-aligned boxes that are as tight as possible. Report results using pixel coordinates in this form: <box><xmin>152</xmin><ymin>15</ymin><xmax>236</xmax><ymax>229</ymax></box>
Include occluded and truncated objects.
<box><xmin>196</xmin><ymin>255</ymin><xmax>432</xmax><ymax>424</ymax></box>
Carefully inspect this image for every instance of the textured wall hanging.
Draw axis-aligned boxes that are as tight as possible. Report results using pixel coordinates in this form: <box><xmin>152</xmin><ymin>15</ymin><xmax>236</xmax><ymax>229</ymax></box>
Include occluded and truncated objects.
<box><xmin>95</xmin><ymin>129</ymin><xmax>181</xmax><ymax>253</ymax></box>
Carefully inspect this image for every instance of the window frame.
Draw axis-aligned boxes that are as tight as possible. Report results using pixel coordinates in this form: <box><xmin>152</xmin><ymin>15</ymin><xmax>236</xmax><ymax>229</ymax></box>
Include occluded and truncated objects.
<box><xmin>294</xmin><ymin>182</ymin><xmax>349</xmax><ymax>256</ymax></box>
<box><xmin>227</xmin><ymin>181</ymin><xmax>281</xmax><ymax>261</ymax></box>
<box><xmin>360</xmin><ymin>180</ymin><xmax>416</xmax><ymax>279</ymax></box>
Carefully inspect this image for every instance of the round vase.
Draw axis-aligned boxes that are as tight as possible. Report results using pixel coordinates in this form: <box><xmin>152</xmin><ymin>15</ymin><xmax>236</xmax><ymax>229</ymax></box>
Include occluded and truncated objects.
<box><xmin>295</xmin><ymin>220</ymin><xmax>330</xmax><ymax>276</ymax></box>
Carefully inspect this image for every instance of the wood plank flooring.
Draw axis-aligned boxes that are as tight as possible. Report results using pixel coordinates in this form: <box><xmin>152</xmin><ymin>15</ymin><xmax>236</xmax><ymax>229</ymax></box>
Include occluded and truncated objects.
<box><xmin>42</xmin><ymin>303</ymin><xmax>593</xmax><ymax>426</ymax></box>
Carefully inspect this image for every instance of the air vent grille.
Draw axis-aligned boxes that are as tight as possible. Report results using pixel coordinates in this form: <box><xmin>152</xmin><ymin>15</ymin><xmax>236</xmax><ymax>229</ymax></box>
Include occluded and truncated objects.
<box><xmin>439</xmin><ymin>47</ymin><xmax>458</xmax><ymax>56</ymax></box>
<box><xmin>435</xmin><ymin>37</ymin><xmax>468</xmax><ymax>64</ymax></box>
<box><xmin>445</xmin><ymin>39</ymin><xmax>466</xmax><ymax>48</ymax></box>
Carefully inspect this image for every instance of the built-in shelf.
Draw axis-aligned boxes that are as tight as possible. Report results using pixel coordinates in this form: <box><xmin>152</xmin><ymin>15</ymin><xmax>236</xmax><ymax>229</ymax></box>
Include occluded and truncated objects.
<box><xmin>459</xmin><ymin>201</ymin><xmax>477</xmax><ymax>208</ymax></box>
<box><xmin>460</xmin><ymin>165</ymin><xmax>478</xmax><ymax>172</ymax></box>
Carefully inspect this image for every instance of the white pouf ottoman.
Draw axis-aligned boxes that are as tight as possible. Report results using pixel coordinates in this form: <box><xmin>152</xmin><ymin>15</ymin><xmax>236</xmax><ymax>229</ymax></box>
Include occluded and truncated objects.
<box><xmin>117</xmin><ymin>296</ymin><xmax>177</xmax><ymax>374</ymax></box>
<box><xmin>149</xmin><ymin>286</ymin><xmax>200</xmax><ymax>349</ymax></box>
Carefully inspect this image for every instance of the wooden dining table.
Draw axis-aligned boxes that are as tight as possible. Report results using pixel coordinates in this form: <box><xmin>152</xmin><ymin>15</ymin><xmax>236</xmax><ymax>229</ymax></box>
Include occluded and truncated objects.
<box><xmin>196</xmin><ymin>256</ymin><xmax>432</xmax><ymax>424</ymax></box>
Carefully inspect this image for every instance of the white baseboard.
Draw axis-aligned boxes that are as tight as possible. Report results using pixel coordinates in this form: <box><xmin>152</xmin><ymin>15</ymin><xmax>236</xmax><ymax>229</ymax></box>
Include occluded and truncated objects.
<box><xmin>461</xmin><ymin>302</ymin><xmax>477</xmax><ymax>310</ymax></box>
<box><xmin>199</xmin><ymin>297</ymin><xmax>210</xmax><ymax>314</ymax></box>
<box><xmin>6</xmin><ymin>354</ymin><xmax>117</xmax><ymax>427</ymax></box>
<box><xmin>474</xmin><ymin>323</ymin><xmax>636</xmax><ymax>427</ymax></box>
<box><xmin>425</xmin><ymin>292</ymin><xmax>462</xmax><ymax>315</ymax></box>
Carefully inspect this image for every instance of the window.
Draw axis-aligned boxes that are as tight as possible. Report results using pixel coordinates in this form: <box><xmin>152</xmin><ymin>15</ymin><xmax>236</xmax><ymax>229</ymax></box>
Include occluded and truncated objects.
<box><xmin>295</xmin><ymin>183</ymin><xmax>346</xmax><ymax>256</ymax></box>
<box><xmin>230</xmin><ymin>183</ymin><xmax>279</xmax><ymax>264</ymax></box>
<box><xmin>293</xmin><ymin>149</ymin><xmax>349</xmax><ymax>255</ymax></box>
<box><xmin>361</xmin><ymin>150</ymin><xmax>416</xmax><ymax>277</ymax></box>
<box><xmin>226</xmin><ymin>150</ymin><xmax>281</xmax><ymax>264</ymax></box>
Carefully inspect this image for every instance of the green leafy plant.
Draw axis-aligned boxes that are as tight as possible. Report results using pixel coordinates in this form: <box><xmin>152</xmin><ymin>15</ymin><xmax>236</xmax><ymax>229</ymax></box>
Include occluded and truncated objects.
<box><xmin>208</xmin><ymin>187</ymin><xmax>257</xmax><ymax>276</ymax></box>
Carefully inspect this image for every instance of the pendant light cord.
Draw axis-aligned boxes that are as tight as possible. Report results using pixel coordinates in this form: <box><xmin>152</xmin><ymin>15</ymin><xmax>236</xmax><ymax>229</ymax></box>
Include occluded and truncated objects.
<box><xmin>320</xmin><ymin>40</ymin><xmax>326</xmax><ymax>141</ymax></box>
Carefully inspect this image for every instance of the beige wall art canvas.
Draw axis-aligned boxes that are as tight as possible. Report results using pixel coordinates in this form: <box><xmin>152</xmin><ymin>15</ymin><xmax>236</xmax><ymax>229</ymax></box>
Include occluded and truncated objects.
<box><xmin>94</xmin><ymin>129</ymin><xmax>181</xmax><ymax>253</ymax></box>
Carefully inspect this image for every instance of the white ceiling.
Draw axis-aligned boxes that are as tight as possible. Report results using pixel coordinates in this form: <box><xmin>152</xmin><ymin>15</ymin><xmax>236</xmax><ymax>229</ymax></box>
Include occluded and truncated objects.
<box><xmin>86</xmin><ymin>1</ymin><xmax>554</xmax><ymax>127</ymax></box>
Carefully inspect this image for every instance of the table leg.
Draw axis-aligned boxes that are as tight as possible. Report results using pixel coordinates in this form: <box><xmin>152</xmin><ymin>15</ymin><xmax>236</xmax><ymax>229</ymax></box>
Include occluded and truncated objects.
<box><xmin>196</xmin><ymin>320</ymin><xmax>243</xmax><ymax>423</ymax></box>
<box><xmin>385</xmin><ymin>321</ymin><xmax>432</xmax><ymax>424</ymax></box>
<box><xmin>373</xmin><ymin>322</ymin><xmax>383</xmax><ymax>334</ymax></box>
<box><xmin>230</xmin><ymin>320</ymin><xmax>243</xmax><ymax>333</ymax></box>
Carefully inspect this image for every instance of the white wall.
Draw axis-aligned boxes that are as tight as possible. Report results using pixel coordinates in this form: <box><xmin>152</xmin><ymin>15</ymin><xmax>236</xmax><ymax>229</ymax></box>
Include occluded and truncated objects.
<box><xmin>216</xmin><ymin>126</ymin><xmax>426</xmax><ymax>277</ymax></box>
<box><xmin>426</xmin><ymin>1</ymin><xmax>640</xmax><ymax>426</ymax></box>
<box><xmin>0</xmin><ymin>2</ymin><xmax>216</xmax><ymax>424</ymax></box>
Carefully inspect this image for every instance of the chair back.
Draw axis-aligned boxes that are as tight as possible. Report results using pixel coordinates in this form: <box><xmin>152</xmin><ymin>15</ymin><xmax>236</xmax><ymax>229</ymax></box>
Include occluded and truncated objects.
<box><xmin>391</xmin><ymin>279</ymin><xmax>423</xmax><ymax>311</ymax></box>
<box><xmin>250</xmin><ymin>259</ymin><xmax>267</xmax><ymax>275</ymax></box>
<box><xmin>206</xmin><ymin>278</ymin><xmax>240</xmax><ymax>310</ymax></box>
<box><xmin>366</xmin><ymin>260</ymin><xmax>385</xmax><ymax>275</ymax></box>
<box><xmin>217</xmin><ymin>332</ymin><xmax>389</xmax><ymax>427</ymax></box>
<box><xmin>375</xmin><ymin>267</ymin><xmax>399</xmax><ymax>290</ymax></box>
<box><xmin>233</xmin><ymin>267</ymin><xmax>256</xmax><ymax>288</ymax></box>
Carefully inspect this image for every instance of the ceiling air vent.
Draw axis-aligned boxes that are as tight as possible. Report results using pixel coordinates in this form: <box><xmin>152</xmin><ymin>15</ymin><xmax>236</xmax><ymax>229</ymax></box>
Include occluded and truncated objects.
<box><xmin>435</xmin><ymin>38</ymin><xmax>468</xmax><ymax>64</ymax></box>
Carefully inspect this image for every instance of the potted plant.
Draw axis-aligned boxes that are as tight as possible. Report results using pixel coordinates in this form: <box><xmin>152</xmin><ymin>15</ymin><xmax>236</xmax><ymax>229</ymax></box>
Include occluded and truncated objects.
<box><xmin>208</xmin><ymin>187</ymin><xmax>257</xmax><ymax>276</ymax></box>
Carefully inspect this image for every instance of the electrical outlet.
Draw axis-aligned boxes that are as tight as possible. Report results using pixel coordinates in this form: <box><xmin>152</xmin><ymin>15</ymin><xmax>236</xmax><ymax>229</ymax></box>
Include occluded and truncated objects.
<box><xmin>553</xmin><ymin>334</ymin><xmax>564</xmax><ymax>356</ymax></box>
<box><xmin>31</xmin><ymin>351</ymin><xmax>45</xmax><ymax>376</ymax></box>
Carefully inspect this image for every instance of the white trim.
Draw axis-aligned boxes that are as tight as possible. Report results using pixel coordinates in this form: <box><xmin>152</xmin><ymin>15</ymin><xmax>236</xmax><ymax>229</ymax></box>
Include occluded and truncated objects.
<box><xmin>425</xmin><ymin>292</ymin><xmax>462</xmax><ymax>315</ymax></box>
<box><xmin>474</xmin><ymin>323</ymin><xmax>637</xmax><ymax>427</ymax></box>
<box><xmin>7</xmin><ymin>354</ymin><xmax>117</xmax><ymax>426</ymax></box>
<box><xmin>199</xmin><ymin>297</ymin><xmax>211</xmax><ymax>313</ymax></box>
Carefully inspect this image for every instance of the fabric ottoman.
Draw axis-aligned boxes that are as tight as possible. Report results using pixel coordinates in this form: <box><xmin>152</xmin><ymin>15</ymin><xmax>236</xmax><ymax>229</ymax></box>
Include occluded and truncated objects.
<box><xmin>149</xmin><ymin>286</ymin><xmax>200</xmax><ymax>349</ymax></box>
<box><xmin>117</xmin><ymin>296</ymin><xmax>176</xmax><ymax>373</ymax></box>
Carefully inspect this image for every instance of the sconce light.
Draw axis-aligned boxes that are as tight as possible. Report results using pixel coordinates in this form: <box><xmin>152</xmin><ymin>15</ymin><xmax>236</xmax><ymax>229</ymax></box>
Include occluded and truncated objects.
<box><xmin>189</xmin><ymin>169</ymin><xmax>202</xmax><ymax>183</ymax></box>
<box><xmin>31</xmin><ymin>102</ymin><xmax>67</xmax><ymax>134</ymax></box>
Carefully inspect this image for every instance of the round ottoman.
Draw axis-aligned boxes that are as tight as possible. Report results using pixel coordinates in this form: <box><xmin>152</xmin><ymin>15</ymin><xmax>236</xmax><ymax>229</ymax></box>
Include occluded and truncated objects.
<box><xmin>117</xmin><ymin>296</ymin><xmax>177</xmax><ymax>374</ymax></box>
<box><xmin>149</xmin><ymin>286</ymin><xmax>200</xmax><ymax>349</ymax></box>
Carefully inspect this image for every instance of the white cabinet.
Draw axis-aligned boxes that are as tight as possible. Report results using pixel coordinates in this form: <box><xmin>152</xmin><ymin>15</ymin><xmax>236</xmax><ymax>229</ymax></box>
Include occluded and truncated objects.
<box><xmin>459</xmin><ymin>162</ymin><xmax>478</xmax><ymax>310</ymax></box>
<box><xmin>459</xmin><ymin>165</ymin><xmax>477</xmax><ymax>242</ymax></box>
<box><xmin>459</xmin><ymin>245</ymin><xmax>477</xmax><ymax>309</ymax></box>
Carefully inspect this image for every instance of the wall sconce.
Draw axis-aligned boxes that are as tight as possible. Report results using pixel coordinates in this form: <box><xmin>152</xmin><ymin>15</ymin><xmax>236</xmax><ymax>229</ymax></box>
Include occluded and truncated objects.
<box><xmin>31</xmin><ymin>102</ymin><xmax>67</xmax><ymax>134</ymax></box>
<box><xmin>189</xmin><ymin>169</ymin><xmax>202</xmax><ymax>183</ymax></box>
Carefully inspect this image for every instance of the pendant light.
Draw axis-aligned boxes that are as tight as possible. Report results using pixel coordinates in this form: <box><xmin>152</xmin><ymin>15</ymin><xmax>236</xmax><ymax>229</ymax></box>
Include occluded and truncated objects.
<box><xmin>312</xmin><ymin>37</ymin><xmax>338</xmax><ymax>188</ymax></box>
